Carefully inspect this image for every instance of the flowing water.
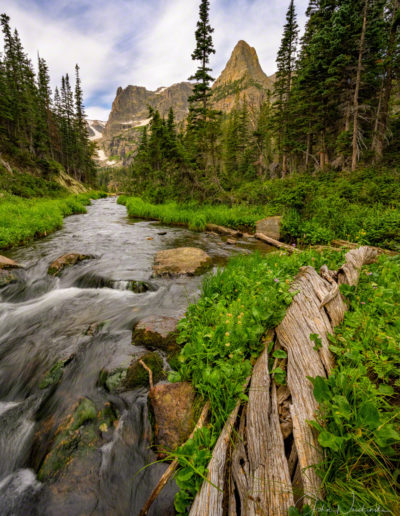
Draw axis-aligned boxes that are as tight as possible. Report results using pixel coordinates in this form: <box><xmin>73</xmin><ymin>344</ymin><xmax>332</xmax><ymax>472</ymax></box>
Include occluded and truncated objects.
<box><xmin>0</xmin><ymin>197</ymin><xmax>271</xmax><ymax>516</ymax></box>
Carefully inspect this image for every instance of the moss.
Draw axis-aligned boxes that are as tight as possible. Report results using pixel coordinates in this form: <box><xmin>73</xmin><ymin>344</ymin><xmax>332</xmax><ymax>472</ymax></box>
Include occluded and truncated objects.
<box><xmin>38</xmin><ymin>399</ymin><xmax>118</xmax><ymax>481</ymax></box>
<box><xmin>39</xmin><ymin>360</ymin><xmax>66</xmax><ymax>389</ymax></box>
<box><xmin>105</xmin><ymin>369</ymin><xmax>127</xmax><ymax>392</ymax></box>
<box><xmin>123</xmin><ymin>352</ymin><xmax>165</xmax><ymax>389</ymax></box>
<box><xmin>70</xmin><ymin>399</ymin><xmax>97</xmax><ymax>430</ymax></box>
<box><xmin>132</xmin><ymin>328</ymin><xmax>179</xmax><ymax>354</ymax></box>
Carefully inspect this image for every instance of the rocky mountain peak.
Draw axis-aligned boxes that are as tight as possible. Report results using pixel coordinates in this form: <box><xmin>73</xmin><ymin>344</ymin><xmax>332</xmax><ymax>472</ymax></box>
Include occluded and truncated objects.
<box><xmin>213</xmin><ymin>40</ymin><xmax>270</xmax><ymax>89</ymax></box>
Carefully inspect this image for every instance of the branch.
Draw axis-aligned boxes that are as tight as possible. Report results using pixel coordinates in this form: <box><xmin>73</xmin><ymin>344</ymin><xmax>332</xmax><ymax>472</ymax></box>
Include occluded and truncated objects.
<box><xmin>139</xmin><ymin>401</ymin><xmax>210</xmax><ymax>516</ymax></box>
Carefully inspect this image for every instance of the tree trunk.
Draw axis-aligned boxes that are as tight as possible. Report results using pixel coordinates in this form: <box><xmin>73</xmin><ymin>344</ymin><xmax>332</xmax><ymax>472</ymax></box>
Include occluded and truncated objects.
<box><xmin>190</xmin><ymin>246</ymin><xmax>379</xmax><ymax>513</ymax></box>
<box><xmin>371</xmin><ymin>0</ymin><xmax>399</xmax><ymax>161</ymax></box>
<box><xmin>351</xmin><ymin>0</ymin><xmax>368</xmax><ymax>172</ymax></box>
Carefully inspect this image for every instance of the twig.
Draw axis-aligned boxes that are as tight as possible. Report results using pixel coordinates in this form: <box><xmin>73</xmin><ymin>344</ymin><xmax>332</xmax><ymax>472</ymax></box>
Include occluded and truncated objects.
<box><xmin>139</xmin><ymin>359</ymin><xmax>154</xmax><ymax>390</ymax></box>
<box><xmin>139</xmin><ymin>401</ymin><xmax>210</xmax><ymax>516</ymax></box>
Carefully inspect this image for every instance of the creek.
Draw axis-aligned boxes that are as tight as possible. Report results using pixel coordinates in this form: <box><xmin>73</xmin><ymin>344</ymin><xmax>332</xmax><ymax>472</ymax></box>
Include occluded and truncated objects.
<box><xmin>0</xmin><ymin>197</ymin><xmax>271</xmax><ymax>516</ymax></box>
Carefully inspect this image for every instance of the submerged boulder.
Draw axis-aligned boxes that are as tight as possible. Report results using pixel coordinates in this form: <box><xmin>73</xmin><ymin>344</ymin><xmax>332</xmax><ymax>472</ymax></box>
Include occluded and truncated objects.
<box><xmin>0</xmin><ymin>255</ymin><xmax>21</xmax><ymax>269</ymax></box>
<box><xmin>149</xmin><ymin>382</ymin><xmax>196</xmax><ymax>453</ymax></box>
<box><xmin>256</xmin><ymin>216</ymin><xmax>282</xmax><ymax>240</ymax></box>
<box><xmin>0</xmin><ymin>269</ymin><xmax>17</xmax><ymax>287</ymax></box>
<box><xmin>48</xmin><ymin>253</ymin><xmax>94</xmax><ymax>276</ymax></box>
<box><xmin>153</xmin><ymin>247</ymin><xmax>211</xmax><ymax>277</ymax></box>
<box><xmin>132</xmin><ymin>315</ymin><xmax>179</xmax><ymax>353</ymax></box>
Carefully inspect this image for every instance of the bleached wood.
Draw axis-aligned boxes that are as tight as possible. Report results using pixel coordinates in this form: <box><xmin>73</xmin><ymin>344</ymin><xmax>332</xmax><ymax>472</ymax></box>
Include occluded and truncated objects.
<box><xmin>189</xmin><ymin>380</ymin><xmax>250</xmax><ymax>516</ymax></box>
<box><xmin>255</xmin><ymin>232</ymin><xmax>298</xmax><ymax>252</ymax></box>
<box><xmin>189</xmin><ymin>246</ymin><xmax>378</xmax><ymax>514</ymax></box>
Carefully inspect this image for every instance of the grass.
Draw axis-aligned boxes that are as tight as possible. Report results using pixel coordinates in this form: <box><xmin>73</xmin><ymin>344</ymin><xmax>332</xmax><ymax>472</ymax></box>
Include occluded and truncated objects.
<box><xmin>304</xmin><ymin>254</ymin><xmax>400</xmax><ymax>514</ymax></box>
<box><xmin>156</xmin><ymin>249</ymin><xmax>400</xmax><ymax>514</ymax></box>
<box><xmin>118</xmin><ymin>195</ymin><xmax>272</xmax><ymax>231</ymax></box>
<box><xmin>0</xmin><ymin>191</ymin><xmax>105</xmax><ymax>249</ymax></box>
<box><xmin>119</xmin><ymin>168</ymin><xmax>400</xmax><ymax>250</ymax></box>
<box><xmin>166</xmin><ymin>249</ymin><xmax>347</xmax><ymax>514</ymax></box>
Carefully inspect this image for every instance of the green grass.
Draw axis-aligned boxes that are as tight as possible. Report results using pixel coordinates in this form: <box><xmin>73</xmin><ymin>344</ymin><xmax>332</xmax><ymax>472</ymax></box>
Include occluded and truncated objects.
<box><xmin>119</xmin><ymin>168</ymin><xmax>400</xmax><ymax>250</ymax></box>
<box><xmin>0</xmin><ymin>191</ymin><xmax>105</xmax><ymax>249</ymax></box>
<box><xmin>166</xmin><ymin>249</ymin><xmax>347</xmax><ymax>514</ymax></box>
<box><xmin>118</xmin><ymin>195</ymin><xmax>272</xmax><ymax>231</ymax></box>
<box><xmin>305</xmin><ymin>254</ymin><xmax>400</xmax><ymax>514</ymax></box>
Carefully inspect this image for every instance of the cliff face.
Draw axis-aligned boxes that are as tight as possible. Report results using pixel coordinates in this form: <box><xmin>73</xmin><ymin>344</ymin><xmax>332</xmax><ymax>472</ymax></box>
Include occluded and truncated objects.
<box><xmin>97</xmin><ymin>40</ymin><xmax>274</xmax><ymax>165</ymax></box>
<box><xmin>212</xmin><ymin>40</ymin><xmax>274</xmax><ymax>112</ymax></box>
<box><xmin>103</xmin><ymin>82</ymin><xmax>193</xmax><ymax>138</ymax></box>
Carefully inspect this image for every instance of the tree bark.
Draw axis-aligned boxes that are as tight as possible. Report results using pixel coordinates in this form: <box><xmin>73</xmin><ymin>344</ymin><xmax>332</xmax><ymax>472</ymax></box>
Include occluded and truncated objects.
<box><xmin>189</xmin><ymin>246</ymin><xmax>379</xmax><ymax>513</ymax></box>
<box><xmin>352</xmin><ymin>0</ymin><xmax>368</xmax><ymax>172</ymax></box>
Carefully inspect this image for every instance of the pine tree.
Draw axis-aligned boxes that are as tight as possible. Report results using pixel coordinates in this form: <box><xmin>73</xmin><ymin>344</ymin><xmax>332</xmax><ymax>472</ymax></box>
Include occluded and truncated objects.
<box><xmin>35</xmin><ymin>56</ymin><xmax>52</xmax><ymax>158</ymax></box>
<box><xmin>273</xmin><ymin>0</ymin><xmax>299</xmax><ymax>176</ymax></box>
<box><xmin>188</xmin><ymin>0</ymin><xmax>216</xmax><ymax>125</ymax></box>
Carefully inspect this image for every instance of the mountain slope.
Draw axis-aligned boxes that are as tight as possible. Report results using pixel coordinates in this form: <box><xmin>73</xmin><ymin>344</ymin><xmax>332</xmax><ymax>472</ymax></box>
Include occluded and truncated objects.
<box><xmin>97</xmin><ymin>40</ymin><xmax>274</xmax><ymax>165</ymax></box>
<box><xmin>212</xmin><ymin>40</ymin><xmax>274</xmax><ymax>111</ymax></box>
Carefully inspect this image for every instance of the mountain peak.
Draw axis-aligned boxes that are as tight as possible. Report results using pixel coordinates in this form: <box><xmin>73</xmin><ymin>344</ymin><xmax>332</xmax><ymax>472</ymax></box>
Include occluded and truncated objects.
<box><xmin>213</xmin><ymin>39</ymin><xmax>269</xmax><ymax>89</ymax></box>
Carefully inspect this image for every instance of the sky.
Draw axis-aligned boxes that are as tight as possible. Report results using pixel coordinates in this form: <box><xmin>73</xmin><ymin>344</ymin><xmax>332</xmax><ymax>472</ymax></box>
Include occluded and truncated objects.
<box><xmin>1</xmin><ymin>0</ymin><xmax>309</xmax><ymax>121</ymax></box>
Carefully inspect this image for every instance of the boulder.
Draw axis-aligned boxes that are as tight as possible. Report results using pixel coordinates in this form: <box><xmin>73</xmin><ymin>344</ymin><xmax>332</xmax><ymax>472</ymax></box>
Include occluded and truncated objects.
<box><xmin>48</xmin><ymin>253</ymin><xmax>93</xmax><ymax>276</ymax></box>
<box><xmin>0</xmin><ymin>255</ymin><xmax>21</xmax><ymax>269</ymax></box>
<box><xmin>149</xmin><ymin>382</ymin><xmax>196</xmax><ymax>453</ymax></box>
<box><xmin>256</xmin><ymin>216</ymin><xmax>282</xmax><ymax>240</ymax></box>
<box><xmin>122</xmin><ymin>352</ymin><xmax>165</xmax><ymax>390</ymax></box>
<box><xmin>132</xmin><ymin>315</ymin><xmax>179</xmax><ymax>353</ymax></box>
<box><xmin>153</xmin><ymin>247</ymin><xmax>211</xmax><ymax>277</ymax></box>
<box><xmin>0</xmin><ymin>269</ymin><xmax>17</xmax><ymax>287</ymax></box>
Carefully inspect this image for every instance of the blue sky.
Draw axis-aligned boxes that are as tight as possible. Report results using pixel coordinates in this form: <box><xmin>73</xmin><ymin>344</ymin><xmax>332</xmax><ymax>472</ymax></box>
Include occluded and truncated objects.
<box><xmin>1</xmin><ymin>0</ymin><xmax>309</xmax><ymax>120</ymax></box>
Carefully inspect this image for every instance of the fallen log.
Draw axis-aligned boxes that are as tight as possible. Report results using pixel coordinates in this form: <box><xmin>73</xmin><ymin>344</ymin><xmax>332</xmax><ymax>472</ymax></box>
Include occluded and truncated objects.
<box><xmin>206</xmin><ymin>223</ymin><xmax>243</xmax><ymax>238</ymax></box>
<box><xmin>331</xmin><ymin>239</ymin><xmax>397</xmax><ymax>256</ymax></box>
<box><xmin>189</xmin><ymin>246</ymin><xmax>379</xmax><ymax>513</ymax></box>
<box><xmin>189</xmin><ymin>379</ymin><xmax>250</xmax><ymax>516</ymax></box>
<box><xmin>255</xmin><ymin>232</ymin><xmax>298</xmax><ymax>253</ymax></box>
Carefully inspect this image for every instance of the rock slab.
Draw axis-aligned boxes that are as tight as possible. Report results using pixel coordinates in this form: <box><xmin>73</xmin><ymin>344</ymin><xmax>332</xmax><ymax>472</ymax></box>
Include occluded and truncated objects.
<box><xmin>153</xmin><ymin>247</ymin><xmax>211</xmax><ymax>276</ymax></box>
<box><xmin>48</xmin><ymin>253</ymin><xmax>93</xmax><ymax>276</ymax></box>
<box><xmin>0</xmin><ymin>255</ymin><xmax>21</xmax><ymax>269</ymax></box>
<box><xmin>149</xmin><ymin>382</ymin><xmax>196</xmax><ymax>453</ymax></box>
<box><xmin>256</xmin><ymin>216</ymin><xmax>282</xmax><ymax>240</ymax></box>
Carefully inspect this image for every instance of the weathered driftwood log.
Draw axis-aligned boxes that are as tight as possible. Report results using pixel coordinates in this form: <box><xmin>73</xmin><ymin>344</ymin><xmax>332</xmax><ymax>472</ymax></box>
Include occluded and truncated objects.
<box><xmin>206</xmin><ymin>223</ymin><xmax>243</xmax><ymax>238</ymax></box>
<box><xmin>189</xmin><ymin>379</ymin><xmax>250</xmax><ymax>516</ymax></box>
<box><xmin>189</xmin><ymin>246</ymin><xmax>378</xmax><ymax>514</ymax></box>
<box><xmin>331</xmin><ymin>239</ymin><xmax>397</xmax><ymax>256</ymax></box>
<box><xmin>255</xmin><ymin>232</ymin><xmax>298</xmax><ymax>253</ymax></box>
<box><xmin>230</xmin><ymin>346</ymin><xmax>294</xmax><ymax>515</ymax></box>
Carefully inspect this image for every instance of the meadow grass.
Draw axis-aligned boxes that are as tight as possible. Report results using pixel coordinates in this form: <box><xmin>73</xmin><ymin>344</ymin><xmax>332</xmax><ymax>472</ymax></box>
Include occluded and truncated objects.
<box><xmin>118</xmin><ymin>195</ymin><xmax>272</xmax><ymax>231</ymax></box>
<box><xmin>305</xmin><ymin>254</ymin><xmax>400</xmax><ymax>514</ymax></box>
<box><xmin>0</xmin><ymin>191</ymin><xmax>105</xmax><ymax>249</ymax></box>
<box><xmin>119</xmin><ymin>168</ymin><xmax>400</xmax><ymax>250</ymax></box>
<box><xmin>167</xmin><ymin>249</ymin><xmax>347</xmax><ymax>514</ymax></box>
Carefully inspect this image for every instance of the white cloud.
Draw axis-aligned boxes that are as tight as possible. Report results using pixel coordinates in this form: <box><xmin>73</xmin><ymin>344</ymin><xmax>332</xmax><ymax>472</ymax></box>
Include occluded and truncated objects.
<box><xmin>1</xmin><ymin>0</ymin><xmax>310</xmax><ymax>121</ymax></box>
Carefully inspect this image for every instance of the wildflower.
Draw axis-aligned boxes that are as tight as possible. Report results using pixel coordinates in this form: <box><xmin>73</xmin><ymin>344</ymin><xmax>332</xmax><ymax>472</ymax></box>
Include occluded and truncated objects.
<box><xmin>292</xmin><ymin>243</ymin><xmax>297</xmax><ymax>247</ymax></box>
<box><xmin>274</xmin><ymin>278</ymin><xmax>279</xmax><ymax>283</ymax></box>
<box><xmin>225</xmin><ymin>342</ymin><xmax>231</xmax><ymax>347</ymax></box>
<box><xmin>361</xmin><ymin>301</ymin><xmax>366</xmax><ymax>305</ymax></box>
<box><xmin>366</xmin><ymin>272</ymin><xmax>373</xmax><ymax>276</ymax></box>
<box><xmin>225</xmin><ymin>332</ymin><xmax>230</xmax><ymax>337</ymax></box>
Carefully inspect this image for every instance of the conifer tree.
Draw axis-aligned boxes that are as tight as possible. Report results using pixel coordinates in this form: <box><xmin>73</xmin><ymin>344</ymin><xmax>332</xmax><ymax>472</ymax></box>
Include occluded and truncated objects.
<box><xmin>273</xmin><ymin>0</ymin><xmax>298</xmax><ymax>176</ymax></box>
<box><xmin>188</xmin><ymin>0</ymin><xmax>216</xmax><ymax>125</ymax></box>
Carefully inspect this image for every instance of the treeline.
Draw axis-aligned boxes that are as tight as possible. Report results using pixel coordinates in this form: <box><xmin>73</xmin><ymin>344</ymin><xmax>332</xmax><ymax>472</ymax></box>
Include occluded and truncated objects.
<box><xmin>114</xmin><ymin>0</ymin><xmax>399</xmax><ymax>201</ymax></box>
<box><xmin>0</xmin><ymin>14</ymin><xmax>96</xmax><ymax>183</ymax></box>
<box><xmin>275</xmin><ymin>0</ymin><xmax>400</xmax><ymax>174</ymax></box>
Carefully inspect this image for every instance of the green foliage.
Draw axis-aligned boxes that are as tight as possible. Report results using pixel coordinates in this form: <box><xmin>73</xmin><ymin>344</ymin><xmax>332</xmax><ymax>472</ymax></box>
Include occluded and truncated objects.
<box><xmin>0</xmin><ymin>164</ymin><xmax>66</xmax><ymax>197</ymax></box>
<box><xmin>168</xmin><ymin>249</ymin><xmax>345</xmax><ymax>513</ymax></box>
<box><xmin>308</xmin><ymin>255</ymin><xmax>400</xmax><ymax>513</ymax></box>
<box><xmin>39</xmin><ymin>360</ymin><xmax>66</xmax><ymax>389</ymax></box>
<box><xmin>0</xmin><ymin>15</ymin><xmax>96</xmax><ymax>185</ymax></box>
<box><xmin>0</xmin><ymin>192</ymin><xmax>102</xmax><ymax>249</ymax></box>
<box><xmin>119</xmin><ymin>195</ymin><xmax>270</xmax><ymax>231</ymax></box>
